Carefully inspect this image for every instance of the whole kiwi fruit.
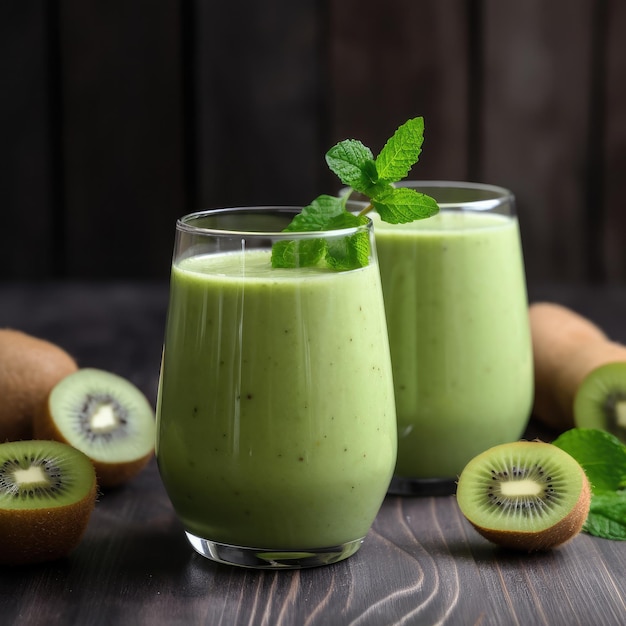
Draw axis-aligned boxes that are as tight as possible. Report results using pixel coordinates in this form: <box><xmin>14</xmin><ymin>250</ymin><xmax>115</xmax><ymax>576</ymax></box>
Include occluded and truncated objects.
<box><xmin>0</xmin><ymin>439</ymin><xmax>97</xmax><ymax>565</ymax></box>
<box><xmin>529</xmin><ymin>302</ymin><xmax>626</xmax><ymax>432</ymax></box>
<box><xmin>35</xmin><ymin>368</ymin><xmax>156</xmax><ymax>488</ymax></box>
<box><xmin>0</xmin><ymin>329</ymin><xmax>78</xmax><ymax>442</ymax></box>
<box><xmin>456</xmin><ymin>441</ymin><xmax>591</xmax><ymax>552</ymax></box>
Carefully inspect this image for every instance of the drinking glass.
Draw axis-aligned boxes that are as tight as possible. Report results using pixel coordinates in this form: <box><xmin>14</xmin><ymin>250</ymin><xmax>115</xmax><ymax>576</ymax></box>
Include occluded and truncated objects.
<box><xmin>155</xmin><ymin>207</ymin><xmax>397</xmax><ymax>568</ymax></box>
<box><xmin>346</xmin><ymin>182</ymin><xmax>533</xmax><ymax>496</ymax></box>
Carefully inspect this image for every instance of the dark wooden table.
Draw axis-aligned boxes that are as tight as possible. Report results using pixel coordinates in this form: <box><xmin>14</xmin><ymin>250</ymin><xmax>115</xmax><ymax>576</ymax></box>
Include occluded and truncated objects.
<box><xmin>1</xmin><ymin>281</ymin><xmax>626</xmax><ymax>626</ymax></box>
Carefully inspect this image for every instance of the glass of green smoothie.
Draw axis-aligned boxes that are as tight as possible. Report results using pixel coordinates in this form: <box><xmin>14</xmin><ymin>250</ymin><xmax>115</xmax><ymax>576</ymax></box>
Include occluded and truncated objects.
<box><xmin>345</xmin><ymin>181</ymin><xmax>533</xmax><ymax>496</ymax></box>
<box><xmin>155</xmin><ymin>207</ymin><xmax>397</xmax><ymax>569</ymax></box>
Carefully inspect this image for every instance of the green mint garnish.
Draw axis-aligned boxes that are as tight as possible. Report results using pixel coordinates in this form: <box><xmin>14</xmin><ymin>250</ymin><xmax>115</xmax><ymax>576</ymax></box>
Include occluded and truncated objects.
<box><xmin>271</xmin><ymin>117</ymin><xmax>439</xmax><ymax>270</ymax></box>
<box><xmin>271</xmin><ymin>201</ymin><xmax>369</xmax><ymax>271</ymax></box>
<box><xmin>282</xmin><ymin>194</ymin><xmax>346</xmax><ymax>233</ymax></box>
<box><xmin>553</xmin><ymin>428</ymin><xmax>626</xmax><ymax>540</ymax></box>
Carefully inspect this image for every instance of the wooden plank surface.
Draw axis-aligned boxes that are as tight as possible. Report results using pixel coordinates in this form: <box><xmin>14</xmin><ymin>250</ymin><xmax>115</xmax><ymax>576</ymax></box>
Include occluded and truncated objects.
<box><xmin>0</xmin><ymin>2</ymin><xmax>58</xmax><ymax>279</ymax></box>
<box><xmin>192</xmin><ymin>0</ymin><xmax>325</xmax><ymax>210</ymax></box>
<box><xmin>1</xmin><ymin>439</ymin><xmax>624</xmax><ymax>626</ymax></box>
<box><xmin>2</xmin><ymin>0</ymin><xmax>626</xmax><ymax>284</ymax></box>
<box><xmin>328</xmin><ymin>0</ymin><xmax>470</xmax><ymax>184</ymax></box>
<box><xmin>481</xmin><ymin>0</ymin><xmax>595</xmax><ymax>284</ymax></box>
<box><xmin>1</xmin><ymin>281</ymin><xmax>626</xmax><ymax>626</ymax></box>
<box><xmin>59</xmin><ymin>0</ymin><xmax>186</xmax><ymax>279</ymax></box>
<box><xmin>603</xmin><ymin>0</ymin><xmax>626</xmax><ymax>283</ymax></box>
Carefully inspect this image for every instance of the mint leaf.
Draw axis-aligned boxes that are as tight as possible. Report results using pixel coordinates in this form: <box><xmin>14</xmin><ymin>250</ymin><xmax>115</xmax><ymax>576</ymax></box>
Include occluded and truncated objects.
<box><xmin>552</xmin><ymin>428</ymin><xmax>626</xmax><ymax>541</ymax></box>
<box><xmin>371</xmin><ymin>187</ymin><xmax>440</xmax><ymax>224</ymax></box>
<box><xmin>584</xmin><ymin>492</ymin><xmax>626</xmax><ymax>540</ymax></box>
<box><xmin>585</xmin><ymin>496</ymin><xmax>626</xmax><ymax>541</ymax></box>
<box><xmin>325</xmin><ymin>213</ymin><xmax>370</xmax><ymax>270</ymax></box>
<box><xmin>272</xmin><ymin>195</ymin><xmax>345</xmax><ymax>267</ymax></box>
<box><xmin>271</xmin><ymin>197</ymin><xmax>370</xmax><ymax>269</ymax></box>
<box><xmin>375</xmin><ymin>117</ymin><xmax>425</xmax><ymax>183</ymax></box>
<box><xmin>325</xmin><ymin>140</ymin><xmax>375</xmax><ymax>192</ymax></box>
<box><xmin>271</xmin><ymin>116</ymin><xmax>440</xmax><ymax>270</ymax></box>
<box><xmin>271</xmin><ymin>238</ymin><xmax>326</xmax><ymax>268</ymax></box>
<box><xmin>283</xmin><ymin>195</ymin><xmax>345</xmax><ymax>232</ymax></box>
<box><xmin>553</xmin><ymin>428</ymin><xmax>626</xmax><ymax>494</ymax></box>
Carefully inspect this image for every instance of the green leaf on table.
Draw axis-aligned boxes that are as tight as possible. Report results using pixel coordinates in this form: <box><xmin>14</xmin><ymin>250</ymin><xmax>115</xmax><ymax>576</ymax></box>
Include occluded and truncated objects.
<box><xmin>552</xmin><ymin>428</ymin><xmax>626</xmax><ymax>493</ymax></box>
<box><xmin>584</xmin><ymin>491</ymin><xmax>626</xmax><ymax>540</ymax></box>
<box><xmin>552</xmin><ymin>428</ymin><xmax>626</xmax><ymax>541</ymax></box>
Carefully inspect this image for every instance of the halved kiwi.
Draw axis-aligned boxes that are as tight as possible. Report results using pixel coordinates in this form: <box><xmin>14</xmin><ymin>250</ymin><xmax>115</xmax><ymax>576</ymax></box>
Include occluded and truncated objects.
<box><xmin>0</xmin><ymin>329</ymin><xmax>78</xmax><ymax>442</ymax></box>
<box><xmin>35</xmin><ymin>368</ymin><xmax>156</xmax><ymax>488</ymax></box>
<box><xmin>574</xmin><ymin>362</ymin><xmax>626</xmax><ymax>444</ymax></box>
<box><xmin>0</xmin><ymin>439</ymin><xmax>97</xmax><ymax>565</ymax></box>
<box><xmin>456</xmin><ymin>441</ymin><xmax>591</xmax><ymax>552</ymax></box>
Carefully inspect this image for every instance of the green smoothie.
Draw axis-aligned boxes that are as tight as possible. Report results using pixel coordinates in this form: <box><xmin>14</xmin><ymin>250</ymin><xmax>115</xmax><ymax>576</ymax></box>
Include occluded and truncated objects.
<box><xmin>372</xmin><ymin>210</ymin><xmax>533</xmax><ymax>479</ymax></box>
<box><xmin>156</xmin><ymin>249</ymin><xmax>396</xmax><ymax>549</ymax></box>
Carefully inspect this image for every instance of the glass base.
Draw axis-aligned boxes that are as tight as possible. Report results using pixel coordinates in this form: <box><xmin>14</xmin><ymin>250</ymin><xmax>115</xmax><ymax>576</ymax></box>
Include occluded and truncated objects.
<box><xmin>388</xmin><ymin>475</ymin><xmax>458</xmax><ymax>496</ymax></box>
<box><xmin>185</xmin><ymin>532</ymin><xmax>364</xmax><ymax>569</ymax></box>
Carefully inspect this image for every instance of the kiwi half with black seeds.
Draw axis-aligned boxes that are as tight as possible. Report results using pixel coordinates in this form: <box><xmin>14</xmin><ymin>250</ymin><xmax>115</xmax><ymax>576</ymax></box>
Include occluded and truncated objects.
<box><xmin>456</xmin><ymin>441</ymin><xmax>591</xmax><ymax>552</ymax></box>
<box><xmin>35</xmin><ymin>368</ymin><xmax>156</xmax><ymax>488</ymax></box>
<box><xmin>574</xmin><ymin>362</ymin><xmax>626</xmax><ymax>444</ymax></box>
<box><xmin>0</xmin><ymin>439</ymin><xmax>97</xmax><ymax>565</ymax></box>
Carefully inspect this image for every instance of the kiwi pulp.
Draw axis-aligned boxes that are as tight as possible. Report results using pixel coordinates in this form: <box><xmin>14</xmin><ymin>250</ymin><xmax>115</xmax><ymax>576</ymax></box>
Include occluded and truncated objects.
<box><xmin>456</xmin><ymin>441</ymin><xmax>590</xmax><ymax>552</ymax></box>
<box><xmin>574</xmin><ymin>362</ymin><xmax>626</xmax><ymax>444</ymax></box>
<box><xmin>0</xmin><ymin>439</ymin><xmax>97</xmax><ymax>565</ymax></box>
<box><xmin>35</xmin><ymin>368</ymin><xmax>156</xmax><ymax>488</ymax></box>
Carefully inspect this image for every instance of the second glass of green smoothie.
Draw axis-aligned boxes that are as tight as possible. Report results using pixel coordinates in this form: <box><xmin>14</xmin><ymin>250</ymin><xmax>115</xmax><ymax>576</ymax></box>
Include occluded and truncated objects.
<box><xmin>155</xmin><ymin>207</ymin><xmax>397</xmax><ymax>569</ymax></box>
<box><xmin>347</xmin><ymin>181</ymin><xmax>534</xmax><ymax>496</ymax></box>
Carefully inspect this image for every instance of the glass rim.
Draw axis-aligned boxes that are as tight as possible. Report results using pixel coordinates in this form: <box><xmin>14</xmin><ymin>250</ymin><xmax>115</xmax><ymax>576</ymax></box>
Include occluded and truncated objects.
<box><xmin>342</xmin><ymin>180</ymin><xmax>514</xmax><ymax>211</ymax></box>
<box><xmin>176</xmin><ymin>206</ymin><xmax>372</xmax><ymax>239</ymax></box>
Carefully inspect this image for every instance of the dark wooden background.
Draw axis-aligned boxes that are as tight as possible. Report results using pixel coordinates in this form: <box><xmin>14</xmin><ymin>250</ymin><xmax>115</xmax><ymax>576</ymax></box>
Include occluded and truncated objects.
<box><xmin>2</xmin><ymin>0</ymin><xmax>625</xmax><ymax>285</ymax></box>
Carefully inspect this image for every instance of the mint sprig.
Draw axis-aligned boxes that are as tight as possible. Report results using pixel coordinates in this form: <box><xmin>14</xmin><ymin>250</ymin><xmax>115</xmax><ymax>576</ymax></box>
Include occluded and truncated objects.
<box><xmin>326</xmin><ymin>117</ymin><xmax>439</xmax><ymax>224</ymax></box>
<box><xmin>271</xmin><ymin>198</ymin><xmax>369</xmax><ymax>270</ymax></box>
<box><xmin>553</xmin><ymin>428</ymin><xmax>626</xmax><ymax>540</ymax></box>
<box><xmin>271</xmin><ymin>117</ymin><xmax>439</xmax><ymax>270</ymax></box>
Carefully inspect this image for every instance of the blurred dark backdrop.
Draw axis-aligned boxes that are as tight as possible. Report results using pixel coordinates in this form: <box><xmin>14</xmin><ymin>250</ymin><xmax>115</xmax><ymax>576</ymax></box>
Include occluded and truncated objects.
<box><xmin>2</xmin><ymin>0</ymin><xmax>625</xmax><ymax>285</ymax></box>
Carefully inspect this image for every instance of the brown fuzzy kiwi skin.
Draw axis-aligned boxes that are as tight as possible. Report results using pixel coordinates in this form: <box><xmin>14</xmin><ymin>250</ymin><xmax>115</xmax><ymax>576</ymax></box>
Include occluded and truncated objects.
<box><xmin>0</xmin><ymin>488</ymin><xmax>97</xmax><ymax>565</ymax></box>
<box><xmin>529</xmin><ymin>303</ymin><xmax>626</xmax><ymax>431</ymax></box>
<box><xmin>466</xmin><ymin>470</ymin><xmax>591</xmax><ymax>552</ymax></box>
<box><xmin>0</xmin><ymin>461</ymin><xmax>97</xmax><ymax>566</ymax></box>
<box><xmin>0</xmin><ymin>329</ymin><xmax>78</xmax><ymax>442</ymax></box>
<box><xmin>35</xmin><ymin>400</ymin><xmax>154</xmax><ymax>489</ymax></box>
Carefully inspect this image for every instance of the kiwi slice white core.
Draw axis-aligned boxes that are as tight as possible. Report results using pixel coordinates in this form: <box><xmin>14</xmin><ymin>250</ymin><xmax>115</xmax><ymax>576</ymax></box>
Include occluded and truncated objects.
<box><xmin>617</xmin><ymin>401</ymin><xmax>626</xmax><ymax>429</ymax></box>
<box><xmin>48</xmin><ymin>369</ymin><xmax>155</xmax><ymax>463</ymax></box>
<box><xmin>81</xmin><ymin>394</ymin><xmax>128</xmax><ymax>438</ymax></box>
<box><xmin>456</xmin><ymin>441</ymin><xmax>590</xmax><ymax>551</ymax></box>
<box><xmin>464</xmin><ymin>451</ymin><xmax>571</xmax><ymax>531</ymax></box>
<box><xmin>0</xmin><ymin>440</ymin><xmax>95</xmax><ymax>510</ymax></box>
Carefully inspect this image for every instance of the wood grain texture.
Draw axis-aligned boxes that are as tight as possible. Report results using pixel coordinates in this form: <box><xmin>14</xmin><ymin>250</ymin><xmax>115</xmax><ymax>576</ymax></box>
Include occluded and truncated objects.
<box><xmin>481</xmin><ymin>0</ymin><xmax>594</xmax><ymax>284</ymax></box>
<box><xmin>3</xmin><ymin>0</ymin><xmax>626</xmax><ymax>284</ymax></box>
<box><xmin>193</xmin><ymin>0</ymin><xmax>326</xmax><ymax>209</ymax></box>
<box><xmin>0</xmin><ymin>2</ymin><xmax>57</xmax><ymax>279</ymax></box>
<box><xmin>1</xmin><ymin>282</ymin><xmax>626</xmax><ymax>626</ymax></box>
<box><xmin>603</xmin><ymin>0</ymin><xmax>626</xmax><ymax>283</ymax></box>
<box><xmin>328</xmin><ymin>0</ymin><xmax>470</xmax><ymax>183</ymax></box>
<box><xmin>59</xmin><ymin>0</ymin><xmax>186</xmax><ymax>279</ymax></box>
<box><xmin>1</xmin><ymin>461</ymin><xmax>625</xmax><ymax>626</ymax></box>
